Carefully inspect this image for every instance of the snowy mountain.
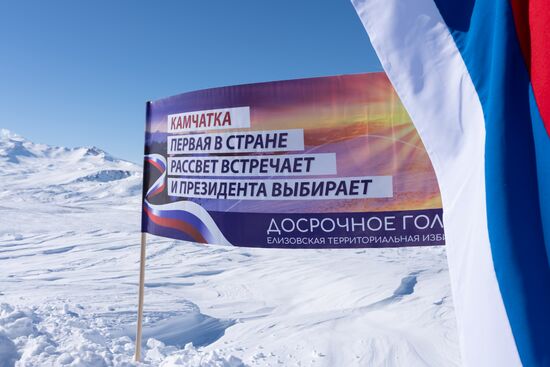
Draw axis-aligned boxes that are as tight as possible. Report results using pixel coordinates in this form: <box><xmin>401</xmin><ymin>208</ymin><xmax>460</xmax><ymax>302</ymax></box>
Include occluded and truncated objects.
<box><xmin>0</xmin><ymin>129</ymin><xmax>142</xmax><ymax>206</ymax></box>
<box><xmin>0</xmin><ymin>130</ymin><xmax>459</xmax><ymax>366</ymax></box>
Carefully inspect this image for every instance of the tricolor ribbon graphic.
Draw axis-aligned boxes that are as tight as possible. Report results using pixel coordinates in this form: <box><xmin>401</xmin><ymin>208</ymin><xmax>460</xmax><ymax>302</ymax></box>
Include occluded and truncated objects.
<box><xmin>143</xmin><ymin>154</ymin><xmax>231</xmax><ymax>245</ymax></box>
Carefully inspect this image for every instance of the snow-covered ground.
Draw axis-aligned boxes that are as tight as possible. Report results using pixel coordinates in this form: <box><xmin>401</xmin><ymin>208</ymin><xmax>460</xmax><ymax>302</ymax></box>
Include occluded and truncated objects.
<box><xmin>0</xmin><ymin>129</ymin><xmax>459</xmax><ymax>366</ymax></box>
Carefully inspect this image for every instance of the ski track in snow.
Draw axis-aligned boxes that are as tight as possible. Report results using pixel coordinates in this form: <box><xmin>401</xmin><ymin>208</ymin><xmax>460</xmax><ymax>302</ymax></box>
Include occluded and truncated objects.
<box><xmin>0</xmin><ymin>130</ymin><xmax>460</xmax><ymax>366</ymax></box>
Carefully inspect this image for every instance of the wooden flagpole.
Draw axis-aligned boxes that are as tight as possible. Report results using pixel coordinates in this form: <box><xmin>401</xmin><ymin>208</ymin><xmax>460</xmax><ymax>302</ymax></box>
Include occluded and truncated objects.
<box><xmin>134</xmin><ymin>232</ymin><xmax>147</xmax><ymax>361</ymax></box>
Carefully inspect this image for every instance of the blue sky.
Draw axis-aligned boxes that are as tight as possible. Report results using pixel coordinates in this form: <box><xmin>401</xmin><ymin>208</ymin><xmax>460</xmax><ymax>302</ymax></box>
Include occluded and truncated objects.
<box><xmin>0</xmin><ymin>1</ymin><xmax>381</xmax><ymax>163</ymax></box>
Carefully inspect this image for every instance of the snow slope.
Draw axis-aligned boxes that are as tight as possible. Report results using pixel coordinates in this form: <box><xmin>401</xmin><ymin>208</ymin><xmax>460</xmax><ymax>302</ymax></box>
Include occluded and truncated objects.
<box><xmin>0</xmin><ymin>129</ymin><xmax>459</xmax><ymax>366</ymax></box>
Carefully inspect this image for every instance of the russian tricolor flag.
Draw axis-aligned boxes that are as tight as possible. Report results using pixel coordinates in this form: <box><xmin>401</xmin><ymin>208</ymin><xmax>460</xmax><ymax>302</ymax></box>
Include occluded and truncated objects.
<box><xmin>351</xmin><ymin>0</ymin><xmax>549</xmax><ymax>365</ymax></box>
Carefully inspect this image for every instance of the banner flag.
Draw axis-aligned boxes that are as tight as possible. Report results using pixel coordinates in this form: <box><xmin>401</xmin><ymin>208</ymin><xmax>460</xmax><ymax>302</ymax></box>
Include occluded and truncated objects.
<box><xmin>142</xmin><ymin>73</ymin><xmax>445</xmax><ymax>248</ymax></box>
<box><xmin>351</xmin><ymin>0</ymin><xmax>550</xmax><ymax>366</ymax></box>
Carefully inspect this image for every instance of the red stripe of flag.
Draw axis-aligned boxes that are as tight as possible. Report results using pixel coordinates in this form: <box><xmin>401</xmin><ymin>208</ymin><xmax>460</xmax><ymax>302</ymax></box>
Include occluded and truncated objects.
<box><xmin>510</xmin><ymin>0</ymin><xmax>550</xmax><ymax>137</ymax></box>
